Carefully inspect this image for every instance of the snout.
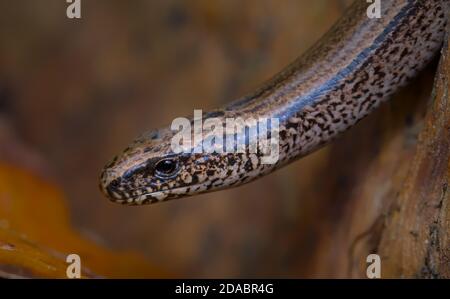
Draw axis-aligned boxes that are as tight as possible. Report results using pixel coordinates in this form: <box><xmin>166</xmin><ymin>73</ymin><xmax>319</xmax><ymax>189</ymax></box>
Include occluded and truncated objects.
<box><xmin>99</xmin><ymin>166</ymin><xmax>125</xmax><ymax>201</ymax></box>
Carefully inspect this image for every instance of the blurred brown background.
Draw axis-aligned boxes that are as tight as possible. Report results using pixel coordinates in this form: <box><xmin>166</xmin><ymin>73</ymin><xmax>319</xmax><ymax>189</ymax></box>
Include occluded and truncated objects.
<box><xmin>0</xmin><ymin>0</ymin><xmax>445</xmax><ymax>278</ymax></box>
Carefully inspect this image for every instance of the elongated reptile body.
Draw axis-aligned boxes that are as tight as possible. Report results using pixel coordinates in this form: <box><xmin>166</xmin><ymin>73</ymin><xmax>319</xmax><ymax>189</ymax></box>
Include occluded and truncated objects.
<box><xmin>100</xmin><ymin>0</ymin><xmax>448</xmax><ymax>205</ymax></box>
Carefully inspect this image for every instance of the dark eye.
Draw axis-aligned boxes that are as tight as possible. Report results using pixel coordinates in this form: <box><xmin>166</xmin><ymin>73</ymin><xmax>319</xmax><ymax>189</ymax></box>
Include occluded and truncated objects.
<box><xmin>154</xmin><ymin>159</ymin><xmax>179</xmax><ymax>178</ymax></box>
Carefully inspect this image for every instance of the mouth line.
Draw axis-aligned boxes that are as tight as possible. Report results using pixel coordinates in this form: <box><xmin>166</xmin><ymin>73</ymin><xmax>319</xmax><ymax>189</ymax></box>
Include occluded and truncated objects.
<box><xmin>112</xmin><ymin>185</ymin><xmax>193</xmax><ymax>204</ymax></box>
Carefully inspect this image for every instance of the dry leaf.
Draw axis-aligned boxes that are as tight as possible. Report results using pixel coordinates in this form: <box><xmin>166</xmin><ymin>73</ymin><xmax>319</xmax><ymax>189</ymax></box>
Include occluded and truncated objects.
<box><xmin>0</xmin><ymin>163</ymin><xmax>168</xmax><ymax>278</ymax></box>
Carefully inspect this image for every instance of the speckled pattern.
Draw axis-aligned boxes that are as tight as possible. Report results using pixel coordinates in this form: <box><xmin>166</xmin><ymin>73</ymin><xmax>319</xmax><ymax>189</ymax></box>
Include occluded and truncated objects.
<box><xmin>100</xmin><ymin>0</ymin><xmax>448</xmax><ymax>205</ymax></box>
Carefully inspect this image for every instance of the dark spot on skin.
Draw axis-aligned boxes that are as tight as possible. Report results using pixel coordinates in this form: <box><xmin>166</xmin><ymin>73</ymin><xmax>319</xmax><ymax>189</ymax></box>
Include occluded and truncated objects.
<box><xmin>244</xmin><ymin>160</ymin><xmax>253</xmax><ymax>172</ymax></box>
<box><xmin>191</xmin><ymin>175</ymin><xmax>199</xmax><ymax>184</ymax></box>
<box><xmin>400</xmin><ymin>48</ymin><xmax>409</xmax><ymax>59</ymax></box>
<box><xmin>210</xmin><ymin>178</ymin><xmax>221</xmax><ymax>186</ymax></box>
<box><xmin>228</xmin><ymin>156</ymin><xmax>236</xmax><ymax>166</ymax></box>
<box><xmin>286</xmin><ymin>122</ymin><xmax>299</xmax><ymax>130</ymax></box>
<box><xmin>389</xmin><ymin>47</ymin><xmax>400</xmax><ymax>55</ymax></box>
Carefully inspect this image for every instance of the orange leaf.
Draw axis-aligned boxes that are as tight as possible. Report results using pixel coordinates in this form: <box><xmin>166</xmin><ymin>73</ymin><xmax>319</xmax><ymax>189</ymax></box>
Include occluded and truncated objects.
<box><xmin>0</xmin><ymin>163</ymin><xmax>168</xmax><ymax>278</ymax></box>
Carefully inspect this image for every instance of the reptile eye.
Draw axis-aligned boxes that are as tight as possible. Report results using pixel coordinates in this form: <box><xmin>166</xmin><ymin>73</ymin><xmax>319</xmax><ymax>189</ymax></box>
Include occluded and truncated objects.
<box><xmin>154</xmin><ymin>159</ymin><xmax>179</xmax><ymax>178</ymax></box>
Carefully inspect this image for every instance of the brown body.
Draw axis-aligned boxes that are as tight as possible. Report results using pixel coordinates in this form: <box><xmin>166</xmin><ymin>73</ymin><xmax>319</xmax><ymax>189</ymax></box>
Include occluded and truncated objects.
<box><xmin>100</xmin><ymin>0</ymin><xmax>448</xmax><ymax>205</ymax></box>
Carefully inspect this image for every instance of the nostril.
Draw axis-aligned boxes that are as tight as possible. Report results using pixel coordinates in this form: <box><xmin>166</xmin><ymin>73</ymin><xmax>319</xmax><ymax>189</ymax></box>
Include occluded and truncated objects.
<box><xmin>105</xmin><ymin>179</ymin><xmax>123</xmax><ymax>200</ymax></box>
<box><xmin>109</xmin><ymin>179</ymin><xmax>120</xmax><ymax>189</ymax></box>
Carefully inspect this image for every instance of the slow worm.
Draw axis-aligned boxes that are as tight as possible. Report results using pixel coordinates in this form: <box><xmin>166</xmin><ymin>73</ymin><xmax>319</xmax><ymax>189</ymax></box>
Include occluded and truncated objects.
<box><xmin>100</xmin><ymin>0</ymin><xmax>448</xmax><ymax>205</ymax></box>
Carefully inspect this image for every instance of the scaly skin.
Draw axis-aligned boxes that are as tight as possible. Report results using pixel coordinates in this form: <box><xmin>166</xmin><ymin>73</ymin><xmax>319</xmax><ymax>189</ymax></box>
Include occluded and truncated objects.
<box><xmin>100</xmin><ymin>0</ymin><xmax>448</xmax><ymax>205</ymax></box>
